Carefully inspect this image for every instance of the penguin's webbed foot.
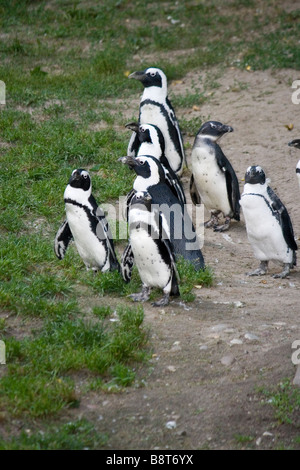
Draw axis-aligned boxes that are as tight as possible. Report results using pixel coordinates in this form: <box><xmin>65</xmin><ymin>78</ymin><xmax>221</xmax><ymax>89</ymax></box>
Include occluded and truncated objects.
<box><xmin>128</xmin><ymin>285</ymin><xmax>150</xmax><ymax>303</ymax></box>
<box><xmin>204</xmin><ymin>214</ymin><xmax>219</xmax><ymax>229</ymax></box>
<box><xmin>272</xmin><ymin>263</ymin><xmax>290</xmax><ymax>279</ymax></box>
<box><xmin>152</xmin><ymin>293</ymin><xmax>170</xmax><ymax>307</ymax></box>
<box><xmin>247</xmin><ymin>261</ymin><xmax>268</xmax><ymax>276</ymax></box>
<box><xmin>213</xmin><ymin>217</ymin><xmax>231</xmax><ymax>232</ymax></box>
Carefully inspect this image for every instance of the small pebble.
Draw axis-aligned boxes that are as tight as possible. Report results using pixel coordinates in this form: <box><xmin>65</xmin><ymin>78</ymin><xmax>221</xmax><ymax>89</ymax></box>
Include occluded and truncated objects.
<box><xmin>165</xmin><ymin>420</ymin><xmax>177</xmax><ymax>429</ymax></box>
<box><xmin>244</xmin><ymin>333</ymin><xmax>259</xmax><ymax>341</ymax></box>
<box><xmin>221</xmin><ymin>354</ymin><xmax>235</xmax><ymax>366</ymax></box>
<box><xmin>230</xmin><ymin>338</ymin><xmax>243</xmax><ymax>345</ymax></box>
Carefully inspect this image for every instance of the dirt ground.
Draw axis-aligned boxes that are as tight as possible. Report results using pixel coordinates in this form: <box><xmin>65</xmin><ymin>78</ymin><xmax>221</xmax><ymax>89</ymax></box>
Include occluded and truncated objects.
<box><xmin>63</xmin><ymin>67</ymin><xmax>300</xmax><ymax>451</ymax></box>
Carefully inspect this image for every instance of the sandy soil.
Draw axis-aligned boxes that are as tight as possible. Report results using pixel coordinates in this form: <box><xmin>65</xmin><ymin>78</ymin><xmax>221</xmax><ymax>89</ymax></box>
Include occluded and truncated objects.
<box><xmin>63</xmin><ymin>67</ymin><xmax>300</xmax><ymax>451</ymax></box>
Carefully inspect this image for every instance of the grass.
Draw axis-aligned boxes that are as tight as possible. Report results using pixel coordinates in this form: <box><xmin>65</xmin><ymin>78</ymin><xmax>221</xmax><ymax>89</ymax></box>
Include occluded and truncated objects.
<box><xmin>259</xmin><ymin>379</ymin><xmax>300</xmax><ymax>426</ymax></box>
<box><xmin>0</xmin><ymin>304</ymin><xmax>148</xmax><ymax>419</ymax></box>
<box><xmin>0</xmin><ymin>418</ymin><xmax>108</xmax><ymax>450</ymax></box>
<box><xmin>0</xmin><ymin>0</ymin><xmax>299</xmax><ymax>450</ymax></box>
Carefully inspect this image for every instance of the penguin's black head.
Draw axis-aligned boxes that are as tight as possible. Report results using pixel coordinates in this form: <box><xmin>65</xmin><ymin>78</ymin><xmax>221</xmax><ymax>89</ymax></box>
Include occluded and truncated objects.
<box><xmin>137</xmin><ymin>125</ymin><xmax>152</xmax><ymax>145</ymax></box>
<box><xmin>119</xmin><ymin>155</ymin><xmax>165</xmax><ymax>184</ymax></box>
<box><xmin>288</xmin><ymin>139</ymin><xmax>300</xmax><ymax>150</ymax></box>
<box><xmin>69</xmin><ymin>169</ymin><xmax>91</xmax><ymax>191</ymax></box>
<box><xmin>139</xmin><ymin>123</ymin><xmax>165</xmax><ymax>148</ymax></box>
<box><xmin>244</xmin><ymin>165</ymin><xmax>266</xmax><ymax>185</ymax></box>
<box><xmin>197</xmin><ymin>121</ymin><xmax>234</xmax><ymax>141</ymax></box>
<box><xmin>128</xmin><ymin>67</ymin><xmax>165</xmax><ymax>89</ymax></box>
<box><xmin>131</xmin><ymin>191</ymin><xmax>153</xmax><ymax>211</ymax></box>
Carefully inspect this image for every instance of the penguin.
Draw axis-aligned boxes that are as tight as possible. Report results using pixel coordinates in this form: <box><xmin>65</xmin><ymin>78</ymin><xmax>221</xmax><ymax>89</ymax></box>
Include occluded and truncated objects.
<box><xmin>125</xmin><ymin>121</ymin><xmax>186</xmax><ymax>205</ymax></box>
<box><xmin>119</xmin><ymin>154</ymin><xmax>205</xmax><ymax>273</ymax></box>
<box><xmin>240</xmin><ymin>165</ymin><xmax>297</xmax><ymax>278</ymax></box>
<box><xmin>54</xmin><ymin>169</ymin><xmax>120</xmax><ymax>272</ymax></box>
<box><xmin>125</xmin><ymin>191</ymin><xmax>180</xmax><ymax>307</ymax></box>
<box><xmin>190</xmin><ymin>120</ymin><xmax>240</xmax><ymax>232</ymax></box>
<box><xmin>288</xmin><ymin>139</ymin><xmax>300</xmax><ymax>188</ymax></box>
<box><xmin>127</xmin><ymin>67</ymin><xmax>186</xmax><ymax>176</ymax></box>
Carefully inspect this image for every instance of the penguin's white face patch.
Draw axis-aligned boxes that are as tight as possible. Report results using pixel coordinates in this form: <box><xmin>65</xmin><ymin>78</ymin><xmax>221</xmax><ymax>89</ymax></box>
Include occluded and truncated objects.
<box><xmin>136</xmin><ymin>156</ymin><xmax>148</xmax><ymax>166</ymax></box>
<box><xmin>146</xmin><ymin>67</ymin><xmax>160</xmax><ymax>78</ymax></box>
<box><xmin>71</xmin><ymin>169</ymin><xmax>90</xmax><ymax>180</ymax></box>
<box><xmin>246</xmin><ymin>165</ymin><xmax>263</xmax><ymax>174</ymax></box>
<box><xmin>81</xmin><ymin>170</ymin><xmax>89</xmax><ymax>179</ymax></box>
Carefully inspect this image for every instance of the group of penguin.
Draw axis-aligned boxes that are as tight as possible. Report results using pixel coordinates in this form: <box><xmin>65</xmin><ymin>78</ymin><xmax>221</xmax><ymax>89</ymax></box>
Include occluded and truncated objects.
<box><xmin>54</xmin><ymin>67</ymin><xmax>300</xmax><ymax>307</ymax></box>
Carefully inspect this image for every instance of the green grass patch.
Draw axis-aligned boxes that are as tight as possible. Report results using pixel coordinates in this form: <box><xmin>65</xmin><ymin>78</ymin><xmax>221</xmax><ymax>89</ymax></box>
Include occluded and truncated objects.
<box><xmin>0</xmin><ymin>418</ymin><xmax>108</xmax><ymax>450</ymax></box>
<box><xmin>259</xmin><ymin>378</ymin><xmax>300</xmax><ymax>426</ymax></box>
<box><xmin>0</xmin><ymin>304</ymin><xmax>148</xmax><ymax>419</ymax></box>
<box><xmin>177</xmin><ymin>257</ymin><xmax>214</xmax><ymax>303</ymax></box>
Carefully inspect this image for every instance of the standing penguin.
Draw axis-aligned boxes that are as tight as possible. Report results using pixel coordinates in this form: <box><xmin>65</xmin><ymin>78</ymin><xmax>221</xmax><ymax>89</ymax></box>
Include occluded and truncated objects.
<box><xmin>288</xmin><ymin>139</ymin><xmax>300</xmax><ymax>188</ymax></box>
<box><xmin>127</xmin><ymin>67</ymin><xmax>186</xmax><ymax>176</ymax></box>
<box><xmin>240</xmin><ymin>165</ymin><xmax>297</xmax><ymax>278</ymax></box>
<box><xmin>126</xmin><ymin>191</ymin><xmax>180</xmax><ymax>307</ymax></box>
<box><xmin>119</xmin><ymin>154</ymin><xmax>205</xmax><ymax>272</ymax></box>
<box><xmin>125</xmin><ymin>121</ymin><xmax>186</xmax><ymax>205</ymax></box>
<box><xmin>54</xmin><ymin>169</ymin><xmax>120</xmax><ymax>273</ymax></box>
<box><xmin>190</xmin><ymin>120</ymin><xmax>240</xmax><ymax>232</ymax></box>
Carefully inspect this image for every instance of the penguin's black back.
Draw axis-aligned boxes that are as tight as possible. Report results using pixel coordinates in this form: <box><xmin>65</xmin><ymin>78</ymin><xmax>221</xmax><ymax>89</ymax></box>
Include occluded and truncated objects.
<box><xmin>146</xmin><ymin>183</ymin><xmax>205</xmax><ymax>270</ymax></box>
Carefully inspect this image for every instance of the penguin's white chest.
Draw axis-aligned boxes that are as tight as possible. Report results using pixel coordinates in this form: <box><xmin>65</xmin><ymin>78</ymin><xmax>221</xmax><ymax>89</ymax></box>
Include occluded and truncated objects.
<box><xmin>140</xmin><ymin>102</ymin><xmax>181</xmax><ymax>173</ymax></box>
<box><xmin>240</xmin><ymin>192</ymin><xmax>293</xmax><ymax>264</ymax></box>
<box><xmin>129</xmin><ymin>211</ymin><xmax>170</xmax><ymax>289</ymax></box>
<box><xmin>65</xmin><ymin>203</ymin><xmax>107</xmax><ymax>270</ymax></box>
<box><xmin>191</xmin><ymin>146</ymin><xmax>231</xmax><ymax>215</ymax></box>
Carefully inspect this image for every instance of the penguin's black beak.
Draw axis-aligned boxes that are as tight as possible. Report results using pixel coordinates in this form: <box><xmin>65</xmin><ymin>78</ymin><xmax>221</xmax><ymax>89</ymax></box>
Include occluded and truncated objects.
<box><xmin>125</xmin><ymin>121</ymin><xmax>139</xmax><ymax>133</ymax></box>
<box><xmin>118</xmin><ymin>155</ymin><xmax>140</xmax><ymax>169</ymax></box>
<box><xmin>288</xmin><ymin>139</ymin><xmax>300</xmax><ymax>149</ymax></box>
<box><xmin>222</xmin><ymin>125</ymin><xmax>234</xmax><ymax>134</ymax></box>
<box><xmin>128</xmin><ymin>70</ymin><xmax>146</xmax><ymax>81</ymax></box>
<box><xmin>69</xmin><ymin>169</ymin><xmax>82</xmax><ymax>183</ymax></box>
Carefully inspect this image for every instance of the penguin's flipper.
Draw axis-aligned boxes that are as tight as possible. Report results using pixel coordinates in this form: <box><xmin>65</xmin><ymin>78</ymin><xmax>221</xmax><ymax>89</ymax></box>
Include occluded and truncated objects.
<box><xmin>127</xmin><ymin>128</ymin><xmax>140</xmax><ymax>157</ymax></box>
<box><xmin>189</xmin><ymin>173</ymin><xmax>201</xmax><ymax>205</ymax></box>
<box><xmin>157</xmin><ymin>210</ymin><xmax>180</xmax><ymax>296</ymax></box>
<box><xmin>121</xmin><ymin>243</ymin><xmax>135</xmax><ymax>283</ymax></box>
<box><xmin>94</xmin><ymin>205</ymin><xmax>120</xmax><ymax>272</ymax></box>
<box><xmin>124</xmin><ymin>188</ymin><xmax>136</xmax><ymax>221</ymax></box>
<box><xmin>164</xmin><ymin>168</ymin><xmax>186</xmax><ymax>205</ymax></box>
<box><xmin>166</xmin><ymin>97</ymin><xmax>186</xmax><ymax>167</ymax></box>
<box><xmin>54</xmin><ymin>219</ymin><xmax>73</xmax><ymax>260</ymax></box>
<box><xmin>267</xmin><ymin>186</ymin><xmax>298</xmax><ymax>253</ymax></box>
<box><xmin>215</xmin><ymin>146</ymin><xmax>240</xmax><ymax>220</ymax></box>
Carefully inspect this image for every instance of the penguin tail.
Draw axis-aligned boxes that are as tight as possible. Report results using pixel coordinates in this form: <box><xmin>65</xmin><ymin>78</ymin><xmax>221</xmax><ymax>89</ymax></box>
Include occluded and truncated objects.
<box><xmin>170</xmin><ymin>274</ymin><xmax>180</xmax><ymax>297</ymax></box>
<box><xmin>111</xmin><ymin>258</ymin><xmax>121</xmax><ymax>273</ymax></box>
<box><xmin>233</xmin><ymin>212</ymin><xmax>240</xmax><ymax>222</ymax></box>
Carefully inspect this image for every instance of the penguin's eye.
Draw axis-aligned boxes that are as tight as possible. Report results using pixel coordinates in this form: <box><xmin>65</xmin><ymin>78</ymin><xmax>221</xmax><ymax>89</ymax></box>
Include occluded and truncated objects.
<box><xmin>139</xmin><ymin>159</ymin><xmax>146</xmax><ymax>165</ymax></box>
<box><xmin>150</xmin><ymin>71</ymin><xmax>157</xmax><ymax>77</ymax></box>
<box><xmin>140</xmin><ymin>126</ymin><xmax>146</xmax><ymax>133</ymax></box>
